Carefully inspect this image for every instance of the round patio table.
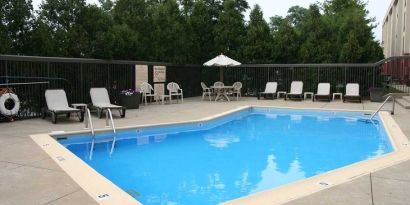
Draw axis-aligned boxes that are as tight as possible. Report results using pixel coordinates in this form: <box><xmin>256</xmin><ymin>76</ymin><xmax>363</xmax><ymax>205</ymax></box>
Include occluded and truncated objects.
<box><xmin>210</xmin><ymin>86</ymin><xmax>234</xmax><ymax>102</ymax></box>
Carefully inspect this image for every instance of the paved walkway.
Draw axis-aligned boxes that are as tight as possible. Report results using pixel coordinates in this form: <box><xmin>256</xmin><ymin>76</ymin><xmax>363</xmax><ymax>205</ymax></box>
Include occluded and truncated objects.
<box><xmin>0</xmin><ymin>97</ymin><xmax>409</xmax><ymax>205</ymax></box>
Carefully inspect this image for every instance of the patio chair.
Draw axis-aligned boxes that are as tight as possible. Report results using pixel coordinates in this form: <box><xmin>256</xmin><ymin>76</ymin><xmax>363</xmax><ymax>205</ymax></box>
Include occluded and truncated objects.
<box><xmin>201</xmin><ymin>82</ymin><xmax>212</xmax><ymax>101</ymax></box>
<box><xmin>314</xmin><ymin>83</ymin><xmax>331</xmax><ymax>102</ymax></box>
<box><xmin>167</xmin><ymin>82</ymin><xmax>183</xmax><ymax>103</ymax></box>
<box><xmin>213</xmin><ymin>81</ymin><xmax>224</xmax><ymax>87</ymax></box>
<box><xmin>140</xmin><ymin>82</ymin><xmax>157</xmax><ymax>105</ymax></box>
<box><xmin>343</xmin><ymin>83</ymin><xmax>362</xmax><ymax>103</ymax></box>
<box><xmin>90</xmin><ymin>88</ymin><xmax>126</xmax><ymax>118</ymax></box>
<box><xmin>43</xmin><ymin>89</ymin><xmax>84</xmax><ymax>124</ymax></box>
<box><xmin>285</xmin><ymin>81</ymin><xmax>304</xmax><ymax>101</ymax></box>
<box><xmin>258</xmin><ymin>82</ymin><xmax>278</xmax><ymax>100</ymax></box>
<box><xmin>229</xmin><ymin>82</ymin><xmax>242</xmax><ymax>101</ymax></box>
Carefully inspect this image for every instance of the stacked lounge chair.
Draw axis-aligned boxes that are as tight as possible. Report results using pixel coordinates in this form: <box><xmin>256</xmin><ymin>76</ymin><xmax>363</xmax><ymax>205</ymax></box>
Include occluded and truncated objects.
<box><xmin>43</xmin><ymin>89</ymin><xmax>84</xmax><ymax>124</ymax></box>
<box><xmin>90</xmin><ymin>88</ymin><xmax>126</xmax><ymax>118</ymax></box>
<box><xmin>258</xmin><ymin>82</ymin><xmax>278</xmax><ymax>100</ymax></box>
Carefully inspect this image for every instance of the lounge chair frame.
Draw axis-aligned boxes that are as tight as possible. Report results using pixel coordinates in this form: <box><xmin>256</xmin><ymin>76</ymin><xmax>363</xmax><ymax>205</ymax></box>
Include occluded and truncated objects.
<box><xmin>90</xmin><ymin>88</ymin><xmax>126</xmax><ymax>118</ymax></box>
<box><xmin>258</xmin><ymin>82</ymin><xmax>278</xmax><ymax>100</ymax></box>
<box><xmin>313</xmin><ymin>83</ymin><xmax>331</xmax><ymax>102</ymax></box>
<box><xmin>43</xmin><ymin>89</ymin><xmax>84</xmax><ymax>124</ymax></box>
<box><xmin>343</xmin><ymin>83</ymin><xmax>362</xmax><ymax>103</ymax></box>
<box><xmin>285</xmin><ymin>81</ymin><xmax>304</xmax><ymax>101</ymax></box>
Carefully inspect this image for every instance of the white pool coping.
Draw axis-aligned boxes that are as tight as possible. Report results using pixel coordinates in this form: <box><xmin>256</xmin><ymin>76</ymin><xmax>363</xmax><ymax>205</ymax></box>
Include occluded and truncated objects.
<box><xmin>30</xmin><ymin>106</ymin><xmax>410</xmax><ymax>205</ymax></box>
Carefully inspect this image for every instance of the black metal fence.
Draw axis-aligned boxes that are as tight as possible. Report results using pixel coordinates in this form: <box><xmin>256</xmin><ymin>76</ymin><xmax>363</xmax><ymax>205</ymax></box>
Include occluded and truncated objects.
<box><xmin>202</xmin><ymin>63</ymin><xmax>382</xmax><ymax>96</ymax></box>
<box><xmin>1</xmin><ymin>55</ymin><xmax>410</xmax><ymax>121</ymax></box>
<box><xmin>0</xmin><ymin>55</ymin><xmax>204</xmax><ymax>120</ymax></box>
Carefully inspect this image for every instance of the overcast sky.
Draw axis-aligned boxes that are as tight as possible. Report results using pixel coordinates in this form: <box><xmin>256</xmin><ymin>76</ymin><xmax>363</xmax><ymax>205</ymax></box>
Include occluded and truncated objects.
<box><xmin>32</xmin><ymin>0</ymin><xmax>391</xmax><ymax>41</ymax></box>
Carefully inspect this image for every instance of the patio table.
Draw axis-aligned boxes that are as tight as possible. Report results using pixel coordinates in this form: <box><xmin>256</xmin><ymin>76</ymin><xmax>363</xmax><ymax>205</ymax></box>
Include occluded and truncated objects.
<box><xmin>210</xmin><ymin>86</ymin><xmax>234</xmax><ymax>102</ymax></box>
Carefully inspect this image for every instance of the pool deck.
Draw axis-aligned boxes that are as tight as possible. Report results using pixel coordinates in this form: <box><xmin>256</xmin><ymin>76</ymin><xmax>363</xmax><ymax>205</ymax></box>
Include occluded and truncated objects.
<box><xmin>1</xmin><ymin>97</ymin><xmax>409</xmax><ymax>205</ymax></box>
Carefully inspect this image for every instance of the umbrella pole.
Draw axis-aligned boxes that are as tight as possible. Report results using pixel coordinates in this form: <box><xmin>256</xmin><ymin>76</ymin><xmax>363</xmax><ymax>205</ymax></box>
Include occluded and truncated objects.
<box><xmin>220</xmin><ymin>67</ymin><xmax>224</xmax><ymax>82</ymax></box>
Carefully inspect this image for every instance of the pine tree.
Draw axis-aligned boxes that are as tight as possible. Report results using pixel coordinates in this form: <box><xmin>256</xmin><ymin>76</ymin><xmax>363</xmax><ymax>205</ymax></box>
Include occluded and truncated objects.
<box><xmin>243</xmin><ymin>4</ymin><xmax>273</xmax><ymax>64</ymax></box>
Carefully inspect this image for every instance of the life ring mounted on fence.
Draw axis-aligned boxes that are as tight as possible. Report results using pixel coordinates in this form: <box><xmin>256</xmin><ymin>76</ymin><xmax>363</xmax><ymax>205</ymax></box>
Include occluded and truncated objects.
<box><xmin>0</xmin><ymin>93</ymin><xmax>20</xmax><ymax>116</ymax></box>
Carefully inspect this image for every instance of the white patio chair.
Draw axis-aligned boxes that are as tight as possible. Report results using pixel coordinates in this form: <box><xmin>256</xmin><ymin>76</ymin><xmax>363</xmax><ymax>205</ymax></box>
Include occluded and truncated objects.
<box><xmin>285</xmin><ymin>81</ymin><xmax>304</xmax><ymax>100</ymax></box>
<box><xmin>258</xmin><ymin>82</ymin><xmax>278</xmax><ymax>100</ymax></box>
<box><xmin>314</xmin><ymin>83</ymin><xmax>331</xmax><ymax>102</ymax></box>
<box><xmin>90</xmin><ymin>88</ymin><xmax>126</xmax><ymax>118</ymax></box>
<box><xmin>228</xmin><ymin>82</ymin><xmax>242</xmax><ymax>101</ymax></box>
<box><xmin>167</xmin><ymin>82</ymin><xmax>183</xmax><ymax>103</ymax></box>
<box><xmin>201</xmin><ymin>82</ymin><xmax>212</xmax><ymax>101</ymax></box>
<box><xmin>213</xmin><ymin>81</ymin><xmax>224</xmax><ymax>87</ymax></box>
<box><xmin>44</xmin><ymin>89</ymin><xmax>84</xmax><ymax>124</ymax></box>
<box><xmin>344</xmin><ymin>83</ymin><xmax>362</xmax><ymax>103</ymax></box>
<box><xmin>140</xmin><ymin>82</ymin><xmax>157</xmax><ymax>105</ymax></box>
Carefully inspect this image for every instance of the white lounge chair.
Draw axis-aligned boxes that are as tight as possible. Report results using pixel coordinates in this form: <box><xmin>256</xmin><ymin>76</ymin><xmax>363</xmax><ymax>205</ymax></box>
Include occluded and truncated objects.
<box><xmin>285</xmin><ymin>81</ymin><xmax>304</xmax><ymax>100</ymax></box>
<box><xmin>344</xmin><ymin>83</ymin><xmax>362</xmax><ymax>103</ymax></box>
<box><xmin>90</xmin><ymin>88</ymin><xmax>126</xmax><ymax>118</ymax></box>
<box><xmin>258</xmin><ymin>82</ymin><xmax>278</xmax><ymax>100</ymax></box>
<box><xmin>201</xmin><ymin>82</ymin><xmax>212</xmax><ymax>101</ymax></box>
<box><xmin>43</xmin><ymin>89</ymin><xmax>84</xmax><ymax>124</ymax></box>
<box><xmin>230</xmin><ymin>82</ymin><xmax>242</xmax><ymax>101</ymax></box>
<box><xmin>167</xmin><ymin>82</ymin><xmax>183</xmax><ymax>103</ymax></box>
<box><xmin>314</xmin><ymin>83</ymin><xmax>331</xmax><ymax>102</ymax></box>
<box><xmin>140</xmin><ymin>82</ymin><xmax>157</xmax><ymax>105</ymax></box>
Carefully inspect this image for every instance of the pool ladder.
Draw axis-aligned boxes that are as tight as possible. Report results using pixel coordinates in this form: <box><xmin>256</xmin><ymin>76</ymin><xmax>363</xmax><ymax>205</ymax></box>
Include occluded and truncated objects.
<box><xmin>85</xmin><ymin>108</ymin><xmax>117</xmax><ymax>160</ymax></box>
<box><xmin>369</xmin><ymin>96</ymin><xmax>395</xmax><ymax>121</ymax></box>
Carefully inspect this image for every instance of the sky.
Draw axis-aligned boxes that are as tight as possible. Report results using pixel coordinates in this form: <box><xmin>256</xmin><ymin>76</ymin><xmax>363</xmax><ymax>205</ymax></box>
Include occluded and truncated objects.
<box><xmin>32</xmin><ymin>0</ymin><xmax>391</xmax><ymax>41</ymax></box>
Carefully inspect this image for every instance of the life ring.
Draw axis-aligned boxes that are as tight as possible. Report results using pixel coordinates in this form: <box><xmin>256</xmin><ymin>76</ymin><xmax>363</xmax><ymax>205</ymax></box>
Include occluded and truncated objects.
<box><xmin>0</xmin><ymin>93</ymin><xmax>20</xmax><ymax>116</ymax></box>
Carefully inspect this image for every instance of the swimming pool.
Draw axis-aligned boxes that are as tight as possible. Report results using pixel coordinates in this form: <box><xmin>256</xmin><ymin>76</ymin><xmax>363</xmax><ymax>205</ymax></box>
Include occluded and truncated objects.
<box><xmin>58</xmin><ymin>108</ymin><xmax>393</xmax><ymax>205</ymax></box>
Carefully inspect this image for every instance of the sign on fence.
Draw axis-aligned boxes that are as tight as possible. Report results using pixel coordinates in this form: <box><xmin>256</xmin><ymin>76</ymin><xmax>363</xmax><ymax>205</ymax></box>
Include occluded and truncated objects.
<box><xmin>153</xmin><ymin>66</ymin><xmax>166</xmax><ymax>83</ymax></box>
<box><xmin>135</xmin><ymin>65</ymin><xmax>148</xmax><ymax>91</ymax></box>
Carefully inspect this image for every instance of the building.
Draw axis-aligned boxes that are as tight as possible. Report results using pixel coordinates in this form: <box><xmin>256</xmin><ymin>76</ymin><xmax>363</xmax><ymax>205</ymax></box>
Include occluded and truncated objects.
<box><xmin>383</xmin><ymin>0</ymin><xmax>410</xmax><ymax>57</ymax></box>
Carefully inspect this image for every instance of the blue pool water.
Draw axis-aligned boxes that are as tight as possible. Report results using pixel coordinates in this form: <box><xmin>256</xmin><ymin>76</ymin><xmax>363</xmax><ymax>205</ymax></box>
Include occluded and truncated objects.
<box><xmin>59</xmin><ymin>108</ymin><xmax>393</xmax><ymax>205</ymax></box>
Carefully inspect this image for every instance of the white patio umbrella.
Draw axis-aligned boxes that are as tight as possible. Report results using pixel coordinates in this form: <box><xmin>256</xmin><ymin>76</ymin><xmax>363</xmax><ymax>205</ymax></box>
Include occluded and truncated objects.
<box><xmin>203</xmin><ymin>54</ymin><xmax>241</xmax><ymax>82</ymax></box>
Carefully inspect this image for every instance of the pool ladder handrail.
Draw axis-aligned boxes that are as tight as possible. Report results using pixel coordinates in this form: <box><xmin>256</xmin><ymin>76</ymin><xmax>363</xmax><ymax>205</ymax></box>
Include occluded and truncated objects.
<box><xmin>105</xmin><ymin>108</ymin><xmax>117</xmax><ymax>155</ymax></box>
<box><xmin>84</xmin><ymin>108</ymin><xmax>96</xmax><ymax>160</ymax></box>
<box><xmin>369</xmin><ymin>96</ymin><xmax>395</xmax><ymax>120</ymax></box>
<box><xmin>85</xmin><ymin>108</ymin><xmax>117</xmax><ymax>160</ymax></box>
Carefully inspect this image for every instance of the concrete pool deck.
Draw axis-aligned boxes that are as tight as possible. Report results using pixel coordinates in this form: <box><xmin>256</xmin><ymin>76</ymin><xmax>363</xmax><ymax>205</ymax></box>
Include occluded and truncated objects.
<box><xmin>1</xmin><ymin>97</ymin><xmax>410</xmax><ymax>205</ymax></box>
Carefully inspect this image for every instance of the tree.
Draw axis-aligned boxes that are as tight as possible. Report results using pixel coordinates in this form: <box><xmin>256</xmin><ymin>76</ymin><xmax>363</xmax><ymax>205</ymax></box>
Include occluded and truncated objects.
<box><xmin>323</xmin><ymin>0</ymin><xmax>383</xmax><ymax>62</ymax></box>
<box><xmin>189</xmin><ymin>0</ymin><xmax>216</xmax><ymax>62</ymax></box>
<box><xmin>271</xmin><ymin>19</ymin><xmax>300</xmax><ymax>63</ymax></box>
<box><xmin>243</xmin><ymin>4</ymin><xmax>273</xmax><ymax>64</ymax></box>
<box><xmin>214</xmin><ymin>0</ymin><xmax>246</xmax><ymax>59</ymax></box>
<box><xmin>286</xmin><ymin>6</ymin><xmax>308</xmax><ymax>30</ymax></box>
<box><xmin>38</xmin><ymin>0</ymin><xmax>88</xmax><ymax>57</ymax></box>
<box><xmin>151</xmin><ymin>0</ymin><xmax>190</xmax><ymax>63</ymax></box>
<box><xmin>0</xmin><ymin>0</ymin><xmax>33</xmax><ymax>54</ymax></box>
<box><xmin>299</xmin><ymin>5</ymin><xmax>334</xmax><ymax>63</ymax></box>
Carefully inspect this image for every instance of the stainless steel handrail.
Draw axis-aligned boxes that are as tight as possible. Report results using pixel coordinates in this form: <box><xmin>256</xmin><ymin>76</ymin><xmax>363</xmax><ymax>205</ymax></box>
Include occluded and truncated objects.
<box><xmin>106</xmin><ymin>108</ymin><xmax>117</xmax><ymax>155</ymax></box>
<box><xmin>85</xmin><ymin>108</ymin><xmax>96</xmax><ymax>160</ymax></box>
<box><xmin>369</xmin><ymin>96</ymin><xmax>395</xmax><ymax>120</ymax></box>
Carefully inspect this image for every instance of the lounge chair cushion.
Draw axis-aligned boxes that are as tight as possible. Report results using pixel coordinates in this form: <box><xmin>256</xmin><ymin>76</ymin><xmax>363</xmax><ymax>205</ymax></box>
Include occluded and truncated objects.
<box><xmin>289</xmin><ymin>81</ymin><xmax>303</xmax><ymax>95</ymax></box>
<box><xmin>45</xmin><ymin>90</ymin><xmax>80</xmax><ymax>112</ymax></box>
<box><xmin>90</xmin><ymin>88</ymin><xmax>113</xmax><ymax>107</ymax></box>
<box><xmin>260</xmin><ymin>82</ymin><xmax>277</xmax><ymax>94</ymax></box>
<box><xmin>316</xmin><ymin>83</ymin><xmax>330</xmax><ymax>95</ymax></box>
<box><xmin>345</xmin><ymin>84</ymin><xmax>360</xmax><ymax>96</ymax></box>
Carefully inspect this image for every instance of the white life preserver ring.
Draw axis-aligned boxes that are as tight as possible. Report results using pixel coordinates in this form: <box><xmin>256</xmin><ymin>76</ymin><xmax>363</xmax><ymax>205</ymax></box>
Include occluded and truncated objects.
<box><xmin>0</xmin><ymin>93</ymin><xmax>20</xmax><ymax>116</ymax></box>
